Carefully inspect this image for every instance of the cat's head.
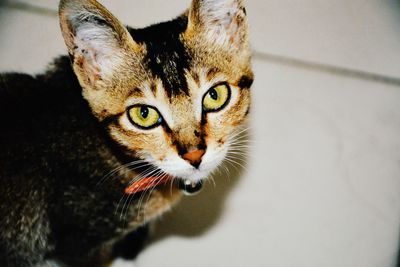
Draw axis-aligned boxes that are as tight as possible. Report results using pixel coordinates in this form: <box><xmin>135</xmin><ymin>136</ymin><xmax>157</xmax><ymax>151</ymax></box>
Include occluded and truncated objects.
<box><xmin>59</xmin><ymin>0</ymin><xmax>253</xmax><ymax>183</ymax></box>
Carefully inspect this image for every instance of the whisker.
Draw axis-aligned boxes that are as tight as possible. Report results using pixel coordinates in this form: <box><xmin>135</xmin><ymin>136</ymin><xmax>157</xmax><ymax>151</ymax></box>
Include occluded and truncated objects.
<box><xmin>134</xmin><ymin>168</ymin><xmax>164</xmax><ymax>220</ymax></box>
<box><xmin>226</xmin><ymin>150</ymin><xmax>252</xmax><ymax>156</ymax></box>
<box><xmin>97</xmin><ymin>159</ymin><xmax>149</xmax><ymax>186</ymax></box>
<box><xmin>229</xmin><ymin>126</ymin><xmax>251</xmax><ymax>139</ymax></box>
<box><xmin>225</xmin><ymin>154</ymin><xmax>249</xmax><ymax>163</ymax></box>
<box><xmin>224</xmin><ymin>156</ymin><xmax>249</xmax><ymax>172</ymax></box>
<box><xmin>219</xmin><ymin>163</ymin><xmax>232</xmax><ymax>181</ymax></box>
<box><xmin>137</xmin><ymin>170</ymin><xmax>166</xmax><ymax>222</ymax></box>
<box><xmin>209</xmin><ymin>174</ymin><xmax>217</xmax><ymax>188</ymax></box>
<box><xmin>120</xmin><ymin>168</ymin><xmax>157</xmax><ymax>224</ymax></box>
<box><xmin>116</xmin><ymin>165</ymin><xmax>159</xmax><ymax>220</ymax></box>
<box><xmin>227</xmin><ymin>147</ymin><xmax>252</xmax><ymax>152</ymax></box>
<box><xmin>124</xmin><ymin>169</ymin><xmax>163</xmax><ymax>226</ymax></box>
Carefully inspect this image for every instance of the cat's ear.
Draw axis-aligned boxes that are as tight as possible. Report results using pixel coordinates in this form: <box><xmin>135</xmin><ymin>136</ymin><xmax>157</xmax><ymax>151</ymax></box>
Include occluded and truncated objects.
<box><xmin>186</xmin><ymin>0</ymin><xmax>249</xmax><ymax>51</ymax></box>
<box><xmin>59</xmin><ymin>0</ymin><xmax>139</xmax><ymax>89</ymax></box>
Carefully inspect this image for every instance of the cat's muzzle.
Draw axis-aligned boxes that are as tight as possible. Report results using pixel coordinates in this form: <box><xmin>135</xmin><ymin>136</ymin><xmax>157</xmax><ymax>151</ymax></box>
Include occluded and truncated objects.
<box><xmin>178</xmin><ymin>179</ymin><xmax>203</xmax><ymax>195</ymax></box>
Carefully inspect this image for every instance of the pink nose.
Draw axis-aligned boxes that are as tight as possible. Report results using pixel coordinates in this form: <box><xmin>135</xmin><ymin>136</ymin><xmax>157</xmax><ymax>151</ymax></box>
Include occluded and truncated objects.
<box><xmin>182</xmin><ymin>149</ymin><xmax>205</xmax><ymax>168</ymax></box>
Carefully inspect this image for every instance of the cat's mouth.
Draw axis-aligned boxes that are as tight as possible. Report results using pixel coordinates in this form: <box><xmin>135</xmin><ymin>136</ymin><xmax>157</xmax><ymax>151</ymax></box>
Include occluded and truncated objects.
<box><xmin>124</xmin><ymin>175</ymin><xmax>203</xmax><ymax>196</ymax></box>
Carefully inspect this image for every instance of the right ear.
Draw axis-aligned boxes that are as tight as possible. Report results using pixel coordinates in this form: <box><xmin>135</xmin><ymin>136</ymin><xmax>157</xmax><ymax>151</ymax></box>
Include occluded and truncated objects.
<box><xmin>59</xmin><ymin>0</ymin><xmax>139</xmax><ymax>89</ymax></box>
<box><xmin>185</xmin><ymin>0</ymin><xmax>249</xmax><ymax>52</ymax></box>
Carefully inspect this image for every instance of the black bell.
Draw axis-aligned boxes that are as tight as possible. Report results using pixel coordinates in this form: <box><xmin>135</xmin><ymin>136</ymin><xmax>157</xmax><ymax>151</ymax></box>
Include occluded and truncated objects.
<box><xmin>178</xmin><ymin>179</ymin><xmax>203</xmax><ymax>195</ymax></box>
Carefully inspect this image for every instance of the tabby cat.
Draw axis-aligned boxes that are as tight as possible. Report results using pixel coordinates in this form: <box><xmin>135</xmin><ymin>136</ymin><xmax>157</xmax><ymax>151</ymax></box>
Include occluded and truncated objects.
<box><xmin>0</xmin><ymin>0</ymin><xmax>253</xmax><ymax>266</ymax></box>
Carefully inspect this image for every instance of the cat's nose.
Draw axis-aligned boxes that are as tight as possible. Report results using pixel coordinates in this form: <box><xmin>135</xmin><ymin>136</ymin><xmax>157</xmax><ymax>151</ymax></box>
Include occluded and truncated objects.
<box><xmin>182</xmin><ymin>149</ymin><xmax>205</xmax><ymax>168</ymax></box>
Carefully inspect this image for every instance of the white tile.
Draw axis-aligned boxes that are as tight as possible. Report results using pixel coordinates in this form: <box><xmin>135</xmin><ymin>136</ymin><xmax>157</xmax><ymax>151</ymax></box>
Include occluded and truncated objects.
<box><xmin>246</xmin><ymin>0</ymin><xmax>400</xmax><ymax>78</ymax></box>
<box><xmin>5</xmin><ymin>0</ymin><xmax>58</xmax><ymax>11</ymax></box>
<box><xmin>136</xmin><ymin>60</ymin><xmax>400</xmax><ymax>267</ymax></box>
<box><xmin>0</xmin><ymin>7</ymin><xmax>65</xmax><ymax>74</ymax></box>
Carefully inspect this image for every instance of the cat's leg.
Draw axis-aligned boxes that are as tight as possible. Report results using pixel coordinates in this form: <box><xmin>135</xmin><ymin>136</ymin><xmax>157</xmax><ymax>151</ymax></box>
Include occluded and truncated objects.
<box><xmin>89</xmin><ymin>225</ymin><xmax>149</xmax><ymax>267</ymax></box>
<box><xmin>53</xmin><ymin>225</ymin><xmax>148</xmax><ymax>267</ymax></box>
<box><xmin>110</xmin><ymin>225</ymin><xmax>149</xmax><ymax>261</ymax></box>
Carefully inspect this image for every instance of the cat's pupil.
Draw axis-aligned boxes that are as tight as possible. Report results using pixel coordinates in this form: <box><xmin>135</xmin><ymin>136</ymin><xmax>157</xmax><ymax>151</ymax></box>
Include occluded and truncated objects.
<box><xmin>209</xmin><ymin>88</ymin><xmax>218</xmax><ymax>100</ymax></box>
<box><xmin>140</xmin><ymin>107</ymin><xmax>149</xmax><ymax>119</ymax></box>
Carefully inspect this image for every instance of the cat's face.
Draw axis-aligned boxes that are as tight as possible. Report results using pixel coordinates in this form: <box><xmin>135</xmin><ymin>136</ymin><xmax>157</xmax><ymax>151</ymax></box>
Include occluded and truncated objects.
<box><xmin>59</xmin><ymin>0</ymin><xmax>253</xmax><ymax>182</ymax></box>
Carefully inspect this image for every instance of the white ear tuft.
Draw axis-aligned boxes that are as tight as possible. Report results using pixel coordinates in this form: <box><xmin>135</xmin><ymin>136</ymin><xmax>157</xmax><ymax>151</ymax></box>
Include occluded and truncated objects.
<box><xmin>59</xmin><ymin>0</ymin><xmax>135</xmax><ymax>88</ymax></box>
<box><xmin>188</xmin><ymin>0</ymin><xmax>248</xmax><ymax>49</ymax></box>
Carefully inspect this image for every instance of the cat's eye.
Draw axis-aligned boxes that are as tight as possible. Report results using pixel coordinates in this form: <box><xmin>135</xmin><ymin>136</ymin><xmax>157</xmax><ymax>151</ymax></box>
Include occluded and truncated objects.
<box><xmin>203</xmin><ymin>83</ymin><xmax>231</xmax><ymax>112</ymax></box>
<box><xmin>127</xmin><ymin>105</ymin><xmax>162</xmax><ymax>129</ymax></box>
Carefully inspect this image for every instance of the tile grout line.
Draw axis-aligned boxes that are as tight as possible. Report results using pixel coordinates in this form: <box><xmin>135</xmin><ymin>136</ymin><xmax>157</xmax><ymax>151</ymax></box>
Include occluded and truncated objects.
<box><xmin>2</xmin><ymin>1</ymin><xmax>400</xmax><ymax>87</ymax></box>
<box><xmin>254</xmin><ymin>52</ymin><xmax>400</xmax><ymax>88</ymax></box>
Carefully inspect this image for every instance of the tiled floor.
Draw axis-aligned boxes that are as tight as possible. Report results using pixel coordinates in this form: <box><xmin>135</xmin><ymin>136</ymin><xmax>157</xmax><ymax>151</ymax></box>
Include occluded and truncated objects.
<box><xmin>1</xmin><ymin>1</ymin><xmax>399</xmax><ymax>267</ymax></box>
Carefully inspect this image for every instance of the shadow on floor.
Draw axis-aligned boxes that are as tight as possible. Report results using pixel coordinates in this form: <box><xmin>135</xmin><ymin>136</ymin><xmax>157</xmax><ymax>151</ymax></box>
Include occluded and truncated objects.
<box><xmin>397</xmin><ymin>237</ymin><xmax>400</xmax><ymax>267</ymax></box>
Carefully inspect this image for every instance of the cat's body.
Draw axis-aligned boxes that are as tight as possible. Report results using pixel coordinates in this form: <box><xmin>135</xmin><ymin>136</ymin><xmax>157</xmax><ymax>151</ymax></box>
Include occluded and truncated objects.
<box><xmin>0</xmin><ymin>57</ymin><xmax>173</xmax><ymax>266</ymax></box>
<box><xmin>0</xmin><ymin>0</ymin><xmax>253</xmax><ymax>266</ymax></box>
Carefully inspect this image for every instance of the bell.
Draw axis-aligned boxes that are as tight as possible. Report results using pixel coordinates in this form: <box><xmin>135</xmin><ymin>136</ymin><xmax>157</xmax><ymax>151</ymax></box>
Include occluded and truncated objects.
<box><xmin>178</xmin><ymin>179</ymin><xmax>203</xmax><ymax>195</ymax></box>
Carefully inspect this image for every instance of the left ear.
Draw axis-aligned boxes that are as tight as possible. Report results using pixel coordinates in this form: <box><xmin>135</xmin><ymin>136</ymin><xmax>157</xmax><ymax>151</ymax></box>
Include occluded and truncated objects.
<box><xmin>59</xmin><ymin>0</ymin><xmax>140</xmax><ymax>90</ymax></box>
<box><xmin>186</xmin><ymin>0</ymin><xmax>249</xmax><ymax>50</ymax></box>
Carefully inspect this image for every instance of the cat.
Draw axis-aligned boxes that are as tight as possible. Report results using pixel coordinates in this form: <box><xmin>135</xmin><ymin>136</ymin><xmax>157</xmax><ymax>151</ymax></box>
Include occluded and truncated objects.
<box><xmin>0</xmin><ymin>0</ymin><xmax>253</xmax><ymax>266</ymax></box>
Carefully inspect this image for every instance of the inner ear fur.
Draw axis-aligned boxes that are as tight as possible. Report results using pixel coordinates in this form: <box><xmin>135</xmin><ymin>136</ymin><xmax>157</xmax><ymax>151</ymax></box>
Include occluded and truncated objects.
<box><xmin>185</xmin><ymin>0</ymin><xmax>249</xmax><ymax>51</ymax></box>
<box><xmin>59</xmin><ymin>0</ymin><xmax>139</xmax><ymax>89</ymax></box>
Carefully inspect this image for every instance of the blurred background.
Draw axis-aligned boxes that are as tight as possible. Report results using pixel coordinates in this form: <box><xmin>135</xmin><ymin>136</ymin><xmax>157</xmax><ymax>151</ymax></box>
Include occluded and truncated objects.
<box><xmin>0</xmin><ymin>0</ymin><xmax>399</xmax><ymax>266</ymax></box>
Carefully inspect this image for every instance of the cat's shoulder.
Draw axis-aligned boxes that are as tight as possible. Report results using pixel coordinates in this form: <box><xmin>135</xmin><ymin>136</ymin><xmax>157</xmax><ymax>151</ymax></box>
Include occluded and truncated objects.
<box><xmin>0</xmin><ymin>72</ymin><xmax>40</xmax><ymax>101</ymax></box>
<box><xmin>0</xmin><ymin>56</ymin><xmax>80</xmax><ymax>110</ymax></box>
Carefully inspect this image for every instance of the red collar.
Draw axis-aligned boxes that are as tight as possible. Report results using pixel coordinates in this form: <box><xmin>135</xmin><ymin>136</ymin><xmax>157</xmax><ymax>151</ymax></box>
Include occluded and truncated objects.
<box><xmin>124</xmin><ymin>175</ymin><xmax>172</xmax><ymax>195</ymax></box>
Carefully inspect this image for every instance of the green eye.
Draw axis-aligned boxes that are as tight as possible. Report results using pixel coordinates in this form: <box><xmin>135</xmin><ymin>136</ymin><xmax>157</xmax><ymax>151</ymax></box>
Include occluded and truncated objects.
<box><xmin>128</xmin><ymin>105</ymin><xmax>162</xmax><ymax>129</ymax></box>
<box><xmin>203</xmin><ymin>83</ymin><xmax>231</xmax><ymax>112</ymax></box>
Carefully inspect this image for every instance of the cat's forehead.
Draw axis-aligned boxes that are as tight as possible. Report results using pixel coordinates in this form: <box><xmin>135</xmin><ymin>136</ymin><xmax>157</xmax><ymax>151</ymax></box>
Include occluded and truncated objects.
<box><xmin>126</xmin><ymin>17</ymin><xmax>243</xmax><ymax>98</ymax></box>
<box><xmin>127</xmin><ymin>17</ymin><xmax>191</xmax><ymax>98</ymax></box>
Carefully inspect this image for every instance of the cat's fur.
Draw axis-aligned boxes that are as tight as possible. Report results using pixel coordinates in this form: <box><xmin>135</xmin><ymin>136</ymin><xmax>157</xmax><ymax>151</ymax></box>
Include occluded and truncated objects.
<box><xmin>0</xmin><ymin>0</ymin><xmax>253</xmax><ymax>266</ymax></box>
